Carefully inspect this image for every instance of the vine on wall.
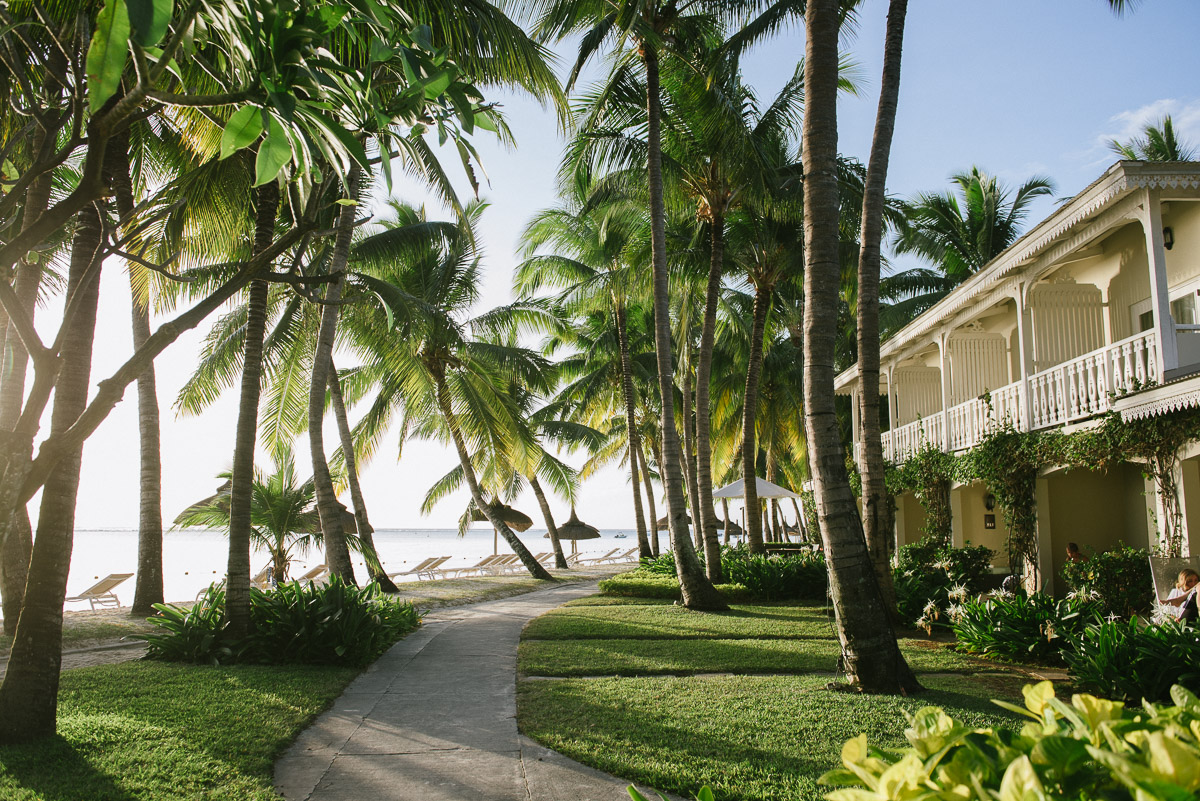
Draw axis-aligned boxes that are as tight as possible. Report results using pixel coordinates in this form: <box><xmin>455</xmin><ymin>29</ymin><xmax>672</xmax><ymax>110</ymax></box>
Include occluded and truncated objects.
<box><xmin>886</xmin><ymin>441</ymin><xmax>955</xmax><ymax>545</ymax></box>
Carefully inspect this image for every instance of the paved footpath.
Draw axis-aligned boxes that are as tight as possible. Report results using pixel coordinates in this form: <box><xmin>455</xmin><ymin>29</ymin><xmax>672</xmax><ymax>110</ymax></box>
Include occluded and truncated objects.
<box><xmin>275</xmin><ymin>582</ymin><xmax>674</xmax><ymax>801</ymax></box>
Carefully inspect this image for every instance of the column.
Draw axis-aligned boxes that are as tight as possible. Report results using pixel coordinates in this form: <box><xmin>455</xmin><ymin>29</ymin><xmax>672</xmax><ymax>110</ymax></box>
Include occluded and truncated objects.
<box><xmin>1141</xmin><ymin>188</ymin><xmax>1178</xmax><ymax>376</ymax></box>
<box><xmin>950</xmin><ymin>487</ymin><xmax>964</xmax><ymax>548</ymax></box>
<box><xmin>850</xmin><ymin>387</ymin><xmax>861</xmax><ymax>466</ymax></box>
<box><xmin>938</xmin><ymin>333</ymin><xmax>951</xmax><ymax>450</ymax></box>
<box><xmin>1014</xmin><ymin>287</ymin><xmax>1034</xmax><ymax>432</ymax></box>
<box><xmin>1034</xmin><ymin>477</ymin><xmax>1053</xmax><ymax>595</ymax></box>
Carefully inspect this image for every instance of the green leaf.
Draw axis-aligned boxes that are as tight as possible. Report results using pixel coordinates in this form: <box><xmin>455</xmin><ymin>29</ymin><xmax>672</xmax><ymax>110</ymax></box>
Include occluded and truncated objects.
<box><xmin>86</xmin><ymin>0</ymin><xmax>131</xmax><ymax>112</ymax></box>
<box><xmin>254</xmin><ymin>115</ymin><xmax>292</xmax><ymax>186</ymax></box>
<box><xmin>335</xmin><ymin>199</ymin><xmax>358</xmax><ymax>206</ymax></box>
<box><xmin>473</xmin><ymin>110</ymin><xmax>497</xmax><ymax>133</ymax></box>
<box><xmin>126</xmin><ymin>0</ymin><xmax>171</xmax><ymax>46</ymax></box>
<box><xmin>220</xmin><ymin>106</ymin><xmax>264</xmax><ymax>161</ymax></box>
<box><xmin>422</xmin><ymin>69</ymin><xmax>453</xmax><ymax>100</ymax></box>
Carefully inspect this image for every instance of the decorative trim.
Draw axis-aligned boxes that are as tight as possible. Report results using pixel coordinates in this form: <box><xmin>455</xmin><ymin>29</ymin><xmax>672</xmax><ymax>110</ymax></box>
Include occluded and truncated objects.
<box><xmin>1115</xmin><ymin>374</ymin><xmax>1200</xmax><ymax>421</ymax></box>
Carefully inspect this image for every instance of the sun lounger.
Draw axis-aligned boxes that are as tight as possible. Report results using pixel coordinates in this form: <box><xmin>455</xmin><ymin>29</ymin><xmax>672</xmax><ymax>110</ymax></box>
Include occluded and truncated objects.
<box><xmin>605</xmin><ymin>547</ymin><xmax>640</xmax><ymax>563</ymax></box>
<box><xmin>295</xmin><ymin>564</ymin><xmax>328</xmax><ymax>585</ymax></box>
<box><xmin>577</xmin><ymin>548</ymin><xmax>621</xmax><ymax>565</ymax></box>
<box><xmin>437</xmin><ymin>554</ymin><xmax>506</xmax><ymax>578</ymax></box>
<box><xmin>485</xmin><ymin>554</ymin><xmax>521</xmax><ymax>574</ymax></box>
<box><xmin>66</xmin><ymin>573</ymin><xmax>133</xmax><ymax>610</ymax></box>
<box><xmin>388</xmin><ymin>556</ymin><xmax>452</xmax><ymax>581</ymax></box>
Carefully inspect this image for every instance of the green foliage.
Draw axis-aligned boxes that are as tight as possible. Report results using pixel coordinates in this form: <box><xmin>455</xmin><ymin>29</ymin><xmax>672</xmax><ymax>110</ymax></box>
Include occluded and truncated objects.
<box><xmin>598</xmin><ymin>570</ymin><xmax>752</xmax><ymax>603</ymax></box>
<box><xmin>820</xmin><ymin>681</ymin><xmax>1200</xmax><ymax>801</ymax></box>
<box><xmin>638</xmin><ymin>547</ymin><xmax>828</xmax><ymax>601</ymax></box>
<box><xmin>951</xmin><ymin>592</ymin><xmax>1101</xmax><ymax>665</ymax></box>
<box><xmin>886</xmin><ymin>442</ymin><xmax>955</xmax><ymax>543</ymax></box>
<box><xmin>892</xmin><ymin>542</ymin><xmax>994</xmax><ymax>629</ymax></box>
<box><xmin>1060</xmin><ymin>544</ymin><xmax>1154</xmax><ymax>618</ymax></box>
<box><xmin>1066</xmin><ymin>619</ymin><xmax>1200</xmax><ymax>703</ymax></box>
<box><xmin>142</xmin><ymin>578</ymin><xmax>420</xmax><ymax>667</ymax></box>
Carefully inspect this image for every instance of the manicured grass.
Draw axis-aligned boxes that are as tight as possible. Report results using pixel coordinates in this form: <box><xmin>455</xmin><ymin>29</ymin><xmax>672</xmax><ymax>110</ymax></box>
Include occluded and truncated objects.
<box><xmin>518</xmin><ymin>674</ymin><xmax>1025</xmax><ymax>801</ymax></box>
<box><xmin>518</xmin><ymin>599</ymin><xmax>1038</xmax><ymax>801</ymax></box>
<box><xmin>1</xmin><ymin>616</ymin><xmax>158</xmax><ymax>657</ymax></box>
<box><xmin>0</xmin><ymin>661</ymin><xmax>356</xmax><ymax>800</ymax></box>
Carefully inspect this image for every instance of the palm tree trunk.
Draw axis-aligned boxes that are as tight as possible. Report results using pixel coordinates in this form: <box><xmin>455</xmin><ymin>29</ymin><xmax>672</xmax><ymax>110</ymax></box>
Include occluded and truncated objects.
<box><xmin>226</xmin><ymin>182</ymin><xmax>280</xmax><ymax>638</ymax></box>
<box><xmin>106</xmin><ymin>129</ymin><xmax>164</xmax><ymax>615</ymax></box>
<box><xmin>695</xmin><ymin>212</ymin><xmax>725</xmax><ymax>580</ymax></box>
<box><xmin>434</xmin><ymin>376</ymin><xmax>552</xmax><ymax>579</ymax></box>
<box><xmin>802</xmin><ymin>0</ymin><xmax>920</xmax><ymax>694</ymax></box>
<box><xmin>528</xmin><ymin>475</ymin><xmax>567</xmax><ymax>568</ymax></box>
<box><xmin>722</xmin><ymin>498</ymin><xmax>731</xmax><ymax>545</ymax></box>
<box><xmin>309</xmin><ymin>172</ymin><xmax>358</xmax><ymax>585</ymax></box>
<box><xmin>615</xmin><ymin>302</ymin><xmax>651</xmax><ymax>559</ymax></box>
<box><xmin>0</xmin><ymin>201</ymin><xmax>104</xmax><ymax>742</ymax></box>
<box><xmin>641</xmin><ymin>42</ymin><xmax>726</xmax><ymax>611</ymax></box>
<box><xmin>648</xmin><ymin>439</ymin><xmax>664</xmax><ymax>557</ymax></box>
<box><xmin>637</xmin><ymin>441</ymin><xmax>658</xmax><ymax>559</ymax></box>
<box><xmin>327</xmin><ymin>359</ymin><xmax>397</xmax><ymax>591</ymax></box>
<box><xmin>856</xmin><ymin>0</ymin><xmax>908</xmax><ymax>618</ymax></box>
<box><xmin>742</xmin><ymin>285</ymin><xmax>771</xmax><ymax>554</ymax></box>
<box><xmin>681</xmin><ymin>362</ymin><xmax>703</xmax><ymax>552</ymax></box>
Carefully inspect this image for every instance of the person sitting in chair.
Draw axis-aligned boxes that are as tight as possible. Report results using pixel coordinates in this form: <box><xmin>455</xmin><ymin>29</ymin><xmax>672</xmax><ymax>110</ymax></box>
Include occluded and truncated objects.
<box><xmin>1161</xmin><ymin>569</ymin><xmax>1200</xmax><ymax>622</ymax></box>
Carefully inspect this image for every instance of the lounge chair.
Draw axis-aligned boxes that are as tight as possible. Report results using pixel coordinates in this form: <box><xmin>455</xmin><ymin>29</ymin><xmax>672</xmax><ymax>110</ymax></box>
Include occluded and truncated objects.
<box><xmin>295</xmin><ymin>564</ymin><xmax>328</xmax><ymax>585</ymax></box>
<box><xmin>66</xmin><ymin>573</ymin><xmax>133</xmax><ymax>610</ymax></box>
<box><xmin>577</xmin><ymin>548</ymin><xmax>621</xmax><ymax>565</ymax></box>
<box><xmin>388</xmin><ymin>556</ymin><xmax>452</xmax><ymax>581</ymax></box>
<box><xmin>606</xmin><ymin>547</ymin><xmax>640</xmax><ymax>563</ymax></box>
<box><xmin>485</xmin><ymin>554</ymin><xmax>521</xmax><ymax>574</ymax></box>
<box><xmin>438</xmin><ymin>554</ymin><xmax>506</xmax><ymax>578</ymax></box>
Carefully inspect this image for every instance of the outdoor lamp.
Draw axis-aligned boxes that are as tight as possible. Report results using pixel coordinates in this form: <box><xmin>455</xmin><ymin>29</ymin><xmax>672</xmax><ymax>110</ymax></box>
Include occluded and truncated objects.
<box><xmin>984</xmin><ymin>493</ymin><xmax>996</xmax><ymax>511</ymax></box>
<box><xmin>1164</xmin><ymin>227</ymin><xmax>1175</xmax><ymax>250</ymax></box>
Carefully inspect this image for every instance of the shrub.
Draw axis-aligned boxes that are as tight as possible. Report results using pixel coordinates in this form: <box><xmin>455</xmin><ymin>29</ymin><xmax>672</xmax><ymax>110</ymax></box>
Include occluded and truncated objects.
<box><xmin>893</xmin><ymin>541</ymin><xmax>994</xmax><ymax>628</ymax></box>
<box><xmin>142</xmin><ymin>577</ymin><xmax>421</xmax><ymax>667</ymax></box>
<box><xmin>951</xmin><ymin>592</ymin><xmax>1101</xmax><ymax>664</ymax></box>
<box><xmin>1066</xmin><ymin>618</ymin><xmax>1200</xmax><ymax>703</ymax></box>
<box><xmin>638</xmin><ymin>547</ymin><xmax>828</xmax><ymax>601</ymax></box>
<box><xmin>1060</xmin><ymin>543</ymin><xmax>1153</xmax><ymax>618</ymax></box>
<box><xmin>820</xmin><ymin>681</ymin><xmax>1200</xmax><ymax>801</ymax></box>
<box><xmin>597</xmin><ymin>569</ymin><xmax>752</xmax><ymax>602</ymax></box>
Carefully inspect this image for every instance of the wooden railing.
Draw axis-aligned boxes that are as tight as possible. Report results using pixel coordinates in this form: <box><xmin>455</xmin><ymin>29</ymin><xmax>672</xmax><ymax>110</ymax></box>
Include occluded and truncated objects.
<box><xmin>947</xmin><ymin>381</ymin><xmax>1023</xmax><ymax>452</ymax></box>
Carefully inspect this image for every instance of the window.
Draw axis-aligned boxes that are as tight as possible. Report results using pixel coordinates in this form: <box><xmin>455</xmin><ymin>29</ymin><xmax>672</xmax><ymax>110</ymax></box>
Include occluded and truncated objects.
<box><xmin>1133</xmin><ymin>287</ymin><xmax>1200</xmax><ymax>332</ymax></box>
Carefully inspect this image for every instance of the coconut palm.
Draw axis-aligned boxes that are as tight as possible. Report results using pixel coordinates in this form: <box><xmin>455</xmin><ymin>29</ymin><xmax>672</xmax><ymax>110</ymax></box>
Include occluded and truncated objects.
<box><xmin>1109</xmin><ymin>115</ymin><xmax>1196</xmax><ymax>162</ymax></box>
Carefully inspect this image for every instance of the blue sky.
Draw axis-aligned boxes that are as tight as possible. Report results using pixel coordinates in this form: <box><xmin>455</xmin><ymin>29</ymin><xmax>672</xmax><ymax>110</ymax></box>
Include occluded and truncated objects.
<box><xmin>71</xmin><ymin>0</ymin><xmax>1200</xmax><ymax>531</ymax></box>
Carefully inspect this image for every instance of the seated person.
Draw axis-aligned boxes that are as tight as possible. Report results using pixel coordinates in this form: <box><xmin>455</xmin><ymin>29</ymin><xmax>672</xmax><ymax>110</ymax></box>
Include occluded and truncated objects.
<box><xmin>1160</xmin><ymin>568</ymin><xmax>1199</xmax><ymax>620</ymax></box>
<box><xmin>1065</xmin><ymin>542</ymin><xmax>1087</xmax><ymax>564</ymax></box>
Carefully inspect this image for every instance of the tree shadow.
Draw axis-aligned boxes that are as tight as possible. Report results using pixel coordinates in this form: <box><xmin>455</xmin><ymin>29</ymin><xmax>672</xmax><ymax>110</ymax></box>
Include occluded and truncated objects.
<box><xmin>0</xmin><ymin>735</ymin><xmax>138</xmax><ymax>801</ymax></box>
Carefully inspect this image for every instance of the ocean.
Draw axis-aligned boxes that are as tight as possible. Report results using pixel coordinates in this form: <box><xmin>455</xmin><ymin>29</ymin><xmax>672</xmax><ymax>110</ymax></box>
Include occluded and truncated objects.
<box><xmin>61</xmin><ymin>527</ymin><xmax>638</xmax><ymax>608</ymax></box>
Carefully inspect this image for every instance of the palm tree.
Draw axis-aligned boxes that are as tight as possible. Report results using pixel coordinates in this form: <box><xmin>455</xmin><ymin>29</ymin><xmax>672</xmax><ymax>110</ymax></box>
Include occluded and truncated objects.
<box><xmin>801</xmin><ymin>0</ymin><xmax>920</xmax><ymax>694</ymax></box>
<box><xmin>1109</xmin><ymin>115</ymin><xmax>1196</xmax><ymax>162</ymax></box>
<box><xmin>894</xmin><ymin>167</ymin><xmax>1055</xmax><ymax>288</ymax></box>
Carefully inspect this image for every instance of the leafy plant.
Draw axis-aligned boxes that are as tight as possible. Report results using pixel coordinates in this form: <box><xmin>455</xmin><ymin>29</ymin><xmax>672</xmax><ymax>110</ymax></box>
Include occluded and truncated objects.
<box><xmin>141</xmin><ymin>585</ymin><xmax>242</xmax><ymax>665</ymax></box>
<box><xmin>598</xmin><ymin>570</ymin><xmax>751</xmax><ymax>602</ymax></box>
<box><xmin>638</xmin><ymin>547</ymin><xmax>827</xmax><ymax>601</ymax></box>
<box><xmin>820</xmin><ymin>681</ymin><xmax>1200</xmax><ymax>801</ymax></box>
<box><xmin>1066</xmin><ymin>619</ymin><xmax>1200</xmax><ymax>703</ymax></box>
<box><xmin>951</xmin><ymin>592</ymin><xmax>1101</xmax><ymax>664</ymax></box>
<box><xmin>892</xmin><ymin>542</ymin><xmax>994</xmax><ymax>629</ymax></box>
<box><xmin>1060</xmin><ymin>544</ymin><xmax>1154</xmax><ymax>619</ymax></box>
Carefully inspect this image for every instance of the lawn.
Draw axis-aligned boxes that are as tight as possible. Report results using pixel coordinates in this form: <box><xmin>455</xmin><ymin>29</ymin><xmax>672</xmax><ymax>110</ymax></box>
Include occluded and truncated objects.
<box><xmin>517</xmin><ymin>598</ymin><xmax>1037</xmax><ymax>801</ymax></box>
<box><xmin>0</xmin><ymin>661</ymin><xmax>356</xmax><ymax>800</ymax></box>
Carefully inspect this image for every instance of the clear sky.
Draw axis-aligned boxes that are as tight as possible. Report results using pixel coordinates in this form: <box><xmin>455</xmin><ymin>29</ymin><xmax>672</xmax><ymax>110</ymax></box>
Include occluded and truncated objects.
<box><xmin>58</xmin><ymin>0</ymin><xmax>1200</xmax><ymax>531</ymax></box>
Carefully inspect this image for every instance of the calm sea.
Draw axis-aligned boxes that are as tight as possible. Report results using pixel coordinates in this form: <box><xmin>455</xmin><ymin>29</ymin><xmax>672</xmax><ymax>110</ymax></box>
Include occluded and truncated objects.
<box><xmin>60</xmin><ymin>527</ymin><xmax>637</xmax><ymax>609</ymax></box>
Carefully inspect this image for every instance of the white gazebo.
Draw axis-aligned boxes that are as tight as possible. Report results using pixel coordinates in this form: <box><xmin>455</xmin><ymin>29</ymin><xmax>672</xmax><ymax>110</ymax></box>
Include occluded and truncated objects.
<box><xmin>713</xmin><ymin>477</ymin><xmax>806</xmax><ymax>542</ymax></box>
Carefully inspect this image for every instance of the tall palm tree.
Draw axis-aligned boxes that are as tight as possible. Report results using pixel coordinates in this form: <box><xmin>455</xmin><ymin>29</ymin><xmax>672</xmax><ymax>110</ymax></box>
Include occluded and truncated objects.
<box><xmin>1109</xmin><ymin>115</ymin><xmax>1196</xmax><ymax>162</ymax></box>
<box><xmin>801</xmin><ymin>0</ymin><xmax>919</xmax><ymax>694</ymax></box>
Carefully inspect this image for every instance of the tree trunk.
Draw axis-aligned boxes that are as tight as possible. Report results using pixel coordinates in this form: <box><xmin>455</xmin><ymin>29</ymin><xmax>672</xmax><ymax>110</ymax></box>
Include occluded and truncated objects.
<box><xmin>641</xmin><ymin>42</ymin><xmax>726</xmax><ymax>610</ymax></box>
<box><xmin>681</xmin><ymin>361</ymin><xmax>703</xmax><ymax>552</ymax></box>
<box><xmin>802</xmin><ymin>0</ymin><xmax>920</xmax><ymax>694</ymax></box>
<box><xmin>649</xmin><ymin>439</ymin><xmax>664</xmax><ymax>557</ymax></box>
<box><xmin>106</xmin><ymin>129</ymin><xmax>164</xmax><ymax>615</ymax></box>
<box><xmin>528</xmin><ymin>475</ymin><xmax>568</xmax><ymax>568</ymax></box>
<box><xmin>309</xmin><ymin>172</ymin><xmax>358</xmax><ymax>585</ymax></box>
<box><xmin>722</xmin><ymin>498</ymin><xmax>731</xmax><ymax>545</ymax></box>
<box><xmin>638</xmin><ymin>440</ymin><xmax>658</xmax><ymax>560</ymax></box>
<box><xmin>226</xmin><ymin>182</ymin><xmax>280</xmax><ymax>638</ymax></box>
<box><xmin>328</xmin><ymin>359</ymin><xmax>397</xmax><ymax>591</ymax></box>
<box><xmin>695</xmin><ymin>212</ymin><xmax>725</xmax><ymax>581</ymax></box>
<box><xmin>434</xmin><ymin>376</ymin><xmax>552</xmax><ymax>580</ymax></box>
<box><xmin>856</xmin><ymin>0</ymin><xmax>908</xmax><ymax>619</ymax></box>
<box><xmin>742</xmin><ymin>285</ymin><xmax>771</xmax><ymax>554</ymax></box>
<box><xmin>615</xmin><ymin>302</ymin><xmax>651</xmax><ymax>559</ymax></box>
<box><xmin>0</xmin><ymin>200</ymin><xmax>104</xmax><ymax>742</ymax></box>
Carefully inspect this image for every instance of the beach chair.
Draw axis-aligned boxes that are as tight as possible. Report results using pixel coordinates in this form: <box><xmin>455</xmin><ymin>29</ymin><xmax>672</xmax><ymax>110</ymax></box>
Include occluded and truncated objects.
<box><xmin>577</xmin><ymin>548</ymin><xmax>621</xmax><ymax>565</ymax></box>
<box><xmin>66</xmin><ymin>573</ymin><xmax>133</xmax><ymax>610</ymax></box>
<box><xmin>438</xmin><ymin>554</ymin><xmax>505</xmax><ymax>578</ymax></box>
<box><xmin>485</xmin><ymin>554</ymin><xmax>521</xmax><ymax>574</ymax></box>
<box><xmin>295</xmin><ymin>564</ymin><xmax>328</xmax><ymax>585</ymax></box>
<box><xmin>606</xmin><ymin>547</ymin><xmax>640</xmax><ymax>563</ymax></box>
<box><xmin>388</xmin><ymin>556</ymin><xmax>452</xmax><ymax>581</ymax></box>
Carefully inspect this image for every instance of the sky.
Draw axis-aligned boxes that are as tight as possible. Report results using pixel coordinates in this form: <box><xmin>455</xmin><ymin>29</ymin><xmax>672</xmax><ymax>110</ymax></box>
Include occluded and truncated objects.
<box><xmin>50</xmin><ymin>0</ymin><xmax>1200</xmax><ymax>531</ymax></box>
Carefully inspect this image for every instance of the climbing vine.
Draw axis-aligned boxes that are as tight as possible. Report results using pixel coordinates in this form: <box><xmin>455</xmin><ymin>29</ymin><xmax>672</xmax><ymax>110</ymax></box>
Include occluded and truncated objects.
<box><xmin>886</xmin><ymin>441</ymin><xmax>955</xmax><ymax>545</ymax></box>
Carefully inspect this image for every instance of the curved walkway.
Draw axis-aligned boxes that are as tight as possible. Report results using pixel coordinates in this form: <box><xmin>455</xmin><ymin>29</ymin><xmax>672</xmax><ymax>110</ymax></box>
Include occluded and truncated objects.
<box><xmin>274</xmin><ymin>581</ymin><xmax>670</xmax><ymax>801</ymax></box>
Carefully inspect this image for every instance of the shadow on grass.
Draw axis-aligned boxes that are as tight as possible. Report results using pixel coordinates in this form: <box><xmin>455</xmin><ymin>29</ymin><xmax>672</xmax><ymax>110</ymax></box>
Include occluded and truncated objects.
<box><xmin>0</xmin><ymin>735</ymin><xmax>137</xmax><ymax>801</ymax></box>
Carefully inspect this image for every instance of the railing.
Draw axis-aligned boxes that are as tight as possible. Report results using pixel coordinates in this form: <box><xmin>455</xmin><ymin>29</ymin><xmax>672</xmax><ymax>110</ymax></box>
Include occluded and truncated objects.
<box><xmin>880</xmin><ymin>330</ymin><xmax>1160</xmax><ymax>464</ymax></box>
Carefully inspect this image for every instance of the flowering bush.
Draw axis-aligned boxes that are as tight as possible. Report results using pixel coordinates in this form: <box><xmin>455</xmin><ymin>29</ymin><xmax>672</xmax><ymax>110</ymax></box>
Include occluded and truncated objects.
<box><xmin>1060</xmin><ymin>543</ymin><xmax>1153</xmax><ymax>619</ymax></box>
<box><xmin>951</xmin><ymin>592</ymin><xmax>1101</xmax><ymax>664</ymax></box>
<box><xmin>892</xmin><ymin>541</ymin><xmax>994</xmax><ymax>630</ymax></box>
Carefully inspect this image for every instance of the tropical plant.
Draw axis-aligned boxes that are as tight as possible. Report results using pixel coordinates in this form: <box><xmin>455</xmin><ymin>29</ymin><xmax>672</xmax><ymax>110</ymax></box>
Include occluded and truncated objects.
<box><xmin>820</xmin><ymin>681</ymin><xmax>1200</xmax><ymax>801</ymax></box>
<box><xmin>1066</xmin><ymin>619</ymin><xmax>1200</xmax><ymax>703</ymax></box>
<box><xmin>951</xmin><ymin>592</ymin><xmax>1101</xmax><ymax>665</ymax></box>
<box><xmin>1060</xmin><ymin>544</ymin><xmax>1154</xmax><ymax>619</ymax></box>
<box><xmin>642</xmin><ymin>546</ymin><xmax>828</xmax><ymax>601</ymax></box>
<box><xmin>892</xmin><ymin>541</ymin><xmax>994</xmax><ymax>627</ymax></box>
<box><xmin>1109</xmin><ymin>115</ymin><xmax>1197</xmax><ymax>162</ymax></box>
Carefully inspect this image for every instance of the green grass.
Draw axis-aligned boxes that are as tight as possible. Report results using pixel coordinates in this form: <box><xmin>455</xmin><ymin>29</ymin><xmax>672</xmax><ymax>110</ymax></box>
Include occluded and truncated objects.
<box><xmin>0</xmin><ymin>661</ymin><xmax>356</xmax><ymax>800</ymax></box>
<box><xmin>518</xmin><ymin>674</ymin><xmax>1025</xmax><ymax>801</ymax></box>
<box><xmin>517</xmin><ymin>599</ymin><xmax>1039</xmax><ymax>801</ymax></box>
<box><xmin>1</xmin><ymin>617</ymin><xmax>158</xmax><ymax>657</ymax></box>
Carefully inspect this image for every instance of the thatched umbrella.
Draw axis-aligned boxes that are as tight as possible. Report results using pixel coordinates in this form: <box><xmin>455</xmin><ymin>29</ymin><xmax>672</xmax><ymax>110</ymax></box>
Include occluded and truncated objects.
<box><xmin>173</xmin><ymin>479</ymin><xmax>232</xmax><ymax>525</ymax></box>
<box><xmin>549</xmin><ymin>508</ymin><xmax>600</xmax><ymax>554</ymax></box>
<box><xmin>471</xmin><ymin>501</ymin><xmax>534</xmax><ymax>553</ymax></box>
<box><xmin>656</xmin><ymin>514</ymin><xmax>690</xmax><ymax>530</ymax></box>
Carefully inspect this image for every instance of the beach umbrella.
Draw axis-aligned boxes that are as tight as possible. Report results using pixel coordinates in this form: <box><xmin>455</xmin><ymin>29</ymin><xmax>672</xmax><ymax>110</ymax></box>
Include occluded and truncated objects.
<box><xmin>173</xmin><ymin>479</ymin><xmax>233</xmax><ymax>525</ymax></box>
<box><xmin>712</xmin><ymin>476</ymin><xmax>800</xmax><ymax>499</ymax></box>
<box><xmin>470</xmin><ymin>502</ymin><xmax>533</xmax><ymax>532</ymax></box>
<box><xmin>656</xmin><ymin>514</ymin><xmax>690</xmax><ymax>530</ymax></box>
<box><xmin>550</xmin><ymin>508</ymin><xmax>600</xmax><ymax>554</ymax></box>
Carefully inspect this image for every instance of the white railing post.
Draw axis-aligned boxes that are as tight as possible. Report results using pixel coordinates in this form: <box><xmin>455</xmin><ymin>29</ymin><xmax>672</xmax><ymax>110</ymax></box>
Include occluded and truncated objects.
<box><xmin>1014</xmin><ymin>285</ymin><xmax>1034</xmax><ymax>432</ymax></box>
<box><xmin>1141</xmin><ymin>188</ymin><xmax>1178</xmax><ymax>377</ymax></box>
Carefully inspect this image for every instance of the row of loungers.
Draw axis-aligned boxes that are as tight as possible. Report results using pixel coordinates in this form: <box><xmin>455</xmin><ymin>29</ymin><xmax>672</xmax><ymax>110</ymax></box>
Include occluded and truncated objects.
<box><xmin>388</xmin><ymin>547</ymin><xmax>641</xmax><ymax>581</ymax></box>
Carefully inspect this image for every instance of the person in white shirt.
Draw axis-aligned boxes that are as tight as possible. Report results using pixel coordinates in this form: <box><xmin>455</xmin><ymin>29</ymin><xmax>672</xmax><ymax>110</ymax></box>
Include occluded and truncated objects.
<box><xmin>1161</xmin><ymin>569</ymin><xmax>1199</xmax><ymax>620</ymax></box>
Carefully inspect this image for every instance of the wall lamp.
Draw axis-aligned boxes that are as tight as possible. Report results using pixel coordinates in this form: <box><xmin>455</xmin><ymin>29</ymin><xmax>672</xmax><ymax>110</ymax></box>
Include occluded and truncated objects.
<box><xmin>1164</xmin><ymin>227</ymin><xmax>1175</xmax><ymax>250</ymax></box>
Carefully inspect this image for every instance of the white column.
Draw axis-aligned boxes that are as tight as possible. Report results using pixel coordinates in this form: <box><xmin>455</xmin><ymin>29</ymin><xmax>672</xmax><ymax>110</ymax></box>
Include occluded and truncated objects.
<box><xmin>950</xmin><ymin>487</ymin><xmax>964</xmax><ymax>548</ymax></box>
<box><xmin>1141</xmin><ymin>188</ymin><xmax>1179</xmax><ymax>375</ymax></box>
<box><xmin>886</xmin><ymin>365</ymin><xmax>898</xmax><ymax>431</ymax></box>
<box><xmin>1034</xmin><ymin>477</ymin><xmax>1053</xmax><ymax>595</ymax></box>
<box><xmin>1014</xmin><ymin>286</ymin><xmax>1034</xmax><ymax>432</ymax></box>
<box><xmin>850</xmin><ymin>387</ymin><xmax>861</xmax><ymax>466</ymax></box>
<box><xmin>938</xmin><ymin>333</ymin><xmax>952</xmax><ymax>450</ymax></box>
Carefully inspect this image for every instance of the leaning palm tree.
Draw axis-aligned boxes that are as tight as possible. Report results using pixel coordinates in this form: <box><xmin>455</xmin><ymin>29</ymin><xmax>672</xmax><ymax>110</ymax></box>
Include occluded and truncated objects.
<box><xmin>1109</xmin><ymin>115</ymin><xmax>1196</xmax><ymax>162</ymax></box>
<box><xmin>344</xmin><ymin>201</ymin><xmax>554</xmax><ymax>579</ymax></box>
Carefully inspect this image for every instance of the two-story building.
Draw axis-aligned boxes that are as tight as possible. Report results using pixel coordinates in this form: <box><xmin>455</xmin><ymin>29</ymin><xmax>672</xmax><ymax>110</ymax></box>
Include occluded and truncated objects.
<box><xmin>836</xmin><ymin>161</ymin><xmax>1200</xmax><ymax>594</ymax></box>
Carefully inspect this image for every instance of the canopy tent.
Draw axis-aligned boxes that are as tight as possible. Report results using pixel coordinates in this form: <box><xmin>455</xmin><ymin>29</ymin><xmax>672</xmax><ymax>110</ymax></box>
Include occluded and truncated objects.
<box><xmin>547</xmin><ymin>508</ymin><xmax>600</xmax><ymax>554</ymax></box>
<box><xmin>713</xmin><ymin>476</ymin><xmax>800</xmax><ymax>499</ymax></box>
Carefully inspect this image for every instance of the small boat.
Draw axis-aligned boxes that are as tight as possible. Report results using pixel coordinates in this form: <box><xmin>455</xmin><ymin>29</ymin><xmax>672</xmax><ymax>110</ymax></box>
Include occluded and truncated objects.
<box><xmin>614</xmin><ymin>533</ymin><xmax>627</xmax><ymax>539</ymax></box>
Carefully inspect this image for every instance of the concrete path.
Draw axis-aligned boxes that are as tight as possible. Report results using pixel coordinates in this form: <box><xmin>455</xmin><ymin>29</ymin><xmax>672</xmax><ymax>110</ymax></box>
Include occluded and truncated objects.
<box><xmin>274</xmin><ymin>582</ymin><xmax>667</xmax><ymax>801</ymax></box>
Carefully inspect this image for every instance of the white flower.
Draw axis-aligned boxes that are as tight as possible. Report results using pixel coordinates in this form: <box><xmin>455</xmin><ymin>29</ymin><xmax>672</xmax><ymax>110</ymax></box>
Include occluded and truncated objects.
<box><xmin>947</xmin><ymin>583</ymin><xmax>968</xmax><ymax>602</ymax></box>
<box><xmin>923</xmin><ymin>600</ymin><xmax>940</xmax><ymax>620</ymax></box>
